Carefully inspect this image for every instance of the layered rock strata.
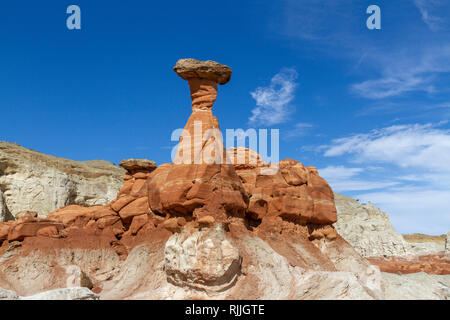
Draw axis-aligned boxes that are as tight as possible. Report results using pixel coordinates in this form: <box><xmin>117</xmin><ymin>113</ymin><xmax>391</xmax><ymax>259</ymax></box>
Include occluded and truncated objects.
<box><xmin>0</xmin><ymin>142</ymin><xmax>125</xmax><ymax>220</ymax></box>
<box><xmin>0</xmin><ymin>59</ymin><xmax>392</xmax><ymax>300</ymax></box>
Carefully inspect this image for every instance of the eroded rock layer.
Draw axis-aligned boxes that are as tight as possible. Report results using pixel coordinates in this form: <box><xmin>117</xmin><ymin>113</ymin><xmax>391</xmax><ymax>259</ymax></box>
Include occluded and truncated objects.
<box><xmin>2</xmin><ymin>58</ymin><xmax>447</xmax><ymax>300</ymax></box>
<box><xmin>0</xmin><ymin>142</ymin><xmax>125</xmax><ymax>220</ymax></box>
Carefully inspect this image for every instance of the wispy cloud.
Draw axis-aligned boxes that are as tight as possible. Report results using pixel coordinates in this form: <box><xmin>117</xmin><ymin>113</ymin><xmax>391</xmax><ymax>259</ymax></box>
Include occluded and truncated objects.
<box><xmin>249</xmin><ymin>68</ymin><xmax>298</xmax><ymax>126</ymax></box>
<box><xmin>284</xmin><ymin>122</ymin><xmax>313</xmax><ymax>139</ymax></box>
<box><xmin>352</xmin><ymin>45</ymin><xmax>450</xmax><ymax>99</ymax></box>
<box><xmin>319</xmin><ymin>165</ymin><xmax>399</xmax><ymax>192</ymax></box>
<box><xmin>323</xmin><ymin>122</ymin><xmax>450</xmax><ymax>172</ymax></box>
<box><xmin>413</xmin><ymin>0</ymin><xmax>445</xmax><ymax>31</ymax></box>
<box><xmin>320</xmin><ymin>122</ymin><xmax>450</xmax><ymax>234</ymax></box>
<box><xmin>277</xmin><ymin>0</ymin><xmax>450</xmax><ymax>100</ymax></box>
<box><xmin>351</xmin><ymin>76</ymin><xmax>435</xmax><ymax>99</ymax></box>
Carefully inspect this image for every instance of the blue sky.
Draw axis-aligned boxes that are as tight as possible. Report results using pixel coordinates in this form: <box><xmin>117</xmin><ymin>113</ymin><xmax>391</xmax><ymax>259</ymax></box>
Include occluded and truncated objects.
<box><xmin>1</xmin><ymin>0</ymin><xmax>449</xmax><ymax>234</ymax></box>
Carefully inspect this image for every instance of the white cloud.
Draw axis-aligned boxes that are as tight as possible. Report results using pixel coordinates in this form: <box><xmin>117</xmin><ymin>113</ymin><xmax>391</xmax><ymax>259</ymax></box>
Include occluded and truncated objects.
<box><xmin>323</xmin><ymin>122</ymin><xmax>450</xmax><ymax>172</ymax></box>
<box><xmin>319</xmin><ymin>165</ymin><xmax>399</xmax><ymax>192</ymax></box>
<box><xmin>413</xmin><ymin>0</ymin><xmax>445</xmax><ymax>31</ymax></box>
<box><xmin>284</xmin><ymin>122</ymin><xmax>313</xmax><ymax>138</ymax></box>
<box><xmin>351</xmin><ymin>45</ymin><xmax>450</xmax><ymax>99</ymax></box>
<box><xmin>321</xmin><ymin>122</ymin><xmax>450</xmax><ymax>234</ymax></box>
<box><xmin>278</xmin><ymin>0</ymin><xmax>450</xmax><ymax>100</ymax></box>
<box><xmin>249</xmin><ymin>68</ymin><xmax>298</xmax><ymax>126</ymax></box>
<box><xmin>351</xmin><ymin>76</ymin><xmax>435</xmax><ymax>99</ymax></box>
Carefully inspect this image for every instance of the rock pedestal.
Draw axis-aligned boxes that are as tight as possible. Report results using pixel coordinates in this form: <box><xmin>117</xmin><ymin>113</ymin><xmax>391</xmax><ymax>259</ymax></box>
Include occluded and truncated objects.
<box><xmin>148</xmin><ymin>59</ymin><xmax>248</xmax><ymax>222</ymax></box>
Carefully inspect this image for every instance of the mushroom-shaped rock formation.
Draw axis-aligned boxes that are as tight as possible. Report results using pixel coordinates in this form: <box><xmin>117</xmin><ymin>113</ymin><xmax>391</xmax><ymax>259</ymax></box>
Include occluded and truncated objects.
<box><xmin>173</xmin><ymin>58</ymin><xmax>232</xmax><ymax>85</ymax></box>
<box><xmin>147</xmin><ymin>59</ymin><xmax>248</xmax><ymax>223</ymax></box>
<box><xmin>119</xmin><ymin>159</ymin><xmax>156</xmax><ymax>175</ymax></box>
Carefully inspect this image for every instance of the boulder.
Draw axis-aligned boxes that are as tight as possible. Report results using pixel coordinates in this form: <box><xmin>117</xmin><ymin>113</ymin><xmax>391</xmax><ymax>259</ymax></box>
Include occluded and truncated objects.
<box><xmin>8</xmin><ymin>220</ymin><xmax>64</xmax><ymax>241</ymax></box>
<box><xmin>173</xmin><ymin>58</ymin><xmax>232</xmax><ymax>85</ymax></box>
<box><xmin>230</xmin><ymin>148</ymin><xmax>337</xmax><ymax>225</ymax></box>
<box><xmin>164</xmin><ymin>224</ymin><xmax>241</xmax><ymax>292</ymax></box>
<box><xmin>119</xmin><ymin>159</ymin><xmax>156</xmax><ymax>174</ymax></box>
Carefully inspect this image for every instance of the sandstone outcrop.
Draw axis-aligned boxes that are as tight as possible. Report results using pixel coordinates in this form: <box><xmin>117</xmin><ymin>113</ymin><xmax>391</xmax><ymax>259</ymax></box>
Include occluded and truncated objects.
<box><xmin>334</xmin><ymin>193</ymin><xmax>411</xmax><ymax>258</ymax></box>
<box><xmin>1</xmin><ymin>58</ymin><xmax>447</xmax><ymax>300</ymax></box>
<box><xmin>381</xmin><ymin>272</ymin><xmax>450</xmax><ymax>300</ymax></box>
<box><xmin>334</xmin><ymin>193</ymin><xmax>449</xmax><ymax>275</ymax></box>
<box><xmin>446</xmin><ymin>232</ymin><xmax>450</xmax><ymax>254</ymax></box>
<box><xmin>0</xmin><ymin>142</ymin><xmax>125</xmax><ymax>219</ymax></box>
<box><xmin>173</xmin><ymin>58</ymin><xmax>232</xmax><ymax>85</ymax></box>
<box><xmin>149</xmin><ymin>59</ymin><xmax>248</xmax><ymax>223</ymax></box>
<box><xmin>0</xmin><ymin>287</ymin><xmax>99</xmax><ymax>300</ymax></box>
<box><xmin>231</xmin><ymin>148</ymin><xmax>337</xmax><ymax>226</ymax></box>
<box><xmin>0</xmin><ymin>190</ymin><xmax>11</xmax><ymax>222</ymax></box>
<box><xmin>403</xmin><ymin>233</ymin><xmax>446</xmax><ymax>256</ymax></box>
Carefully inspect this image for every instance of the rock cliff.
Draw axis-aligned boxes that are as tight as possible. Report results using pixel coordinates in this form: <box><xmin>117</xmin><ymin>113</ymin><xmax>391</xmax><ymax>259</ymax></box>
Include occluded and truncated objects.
<box><xmin>334</xmin><ymin>193</ymin><xmax>449</xmax><ymax>275</ymax></box>
<box><xmin>0</xmin><ymin>142</ymin><xmax>125</xmax><ymax>220</ymax></box>
<box><xmin>0</xmin><ymin>59</ymin><xmax>448</xmax><ymax>300</ymax></box>
<box><xmin>0</xmin><ymin>59</ymin><xmax>385</xmax><ymax>300</ymax></box>
<box><xmin>333</xmin><ymin>193</ymin><xmax>411</xmax><ymax>258</ymax></box>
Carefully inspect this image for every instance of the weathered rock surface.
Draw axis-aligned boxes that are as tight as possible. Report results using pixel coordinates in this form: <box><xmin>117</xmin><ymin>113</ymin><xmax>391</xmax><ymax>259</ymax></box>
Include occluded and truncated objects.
<box><xmin>149</xmin><ymin>59</ymin><xmax>248</xmax><ymax>223</ymax></box>
<box><xmin>0</xmin><ymin>190</ymin><xmax>11</xmax><ymax>222</ymax></box>
<box><xmin>381</xmin><ymin>272</ymin><xmax>450</xmax><ymax>300</ymax></box>
<box><xmin>334</xmin><ymin>193</ymin><xmax>411</xmax><ymax>258</ymax></box>
<box><xmin>174</xmin><ymin>58</ymin><xmax>232</xmax><ymax>85</ymax></box>
<box><xmin>446</xmin><ymin>232</ymin><xmax>450</xmax><ymax>254</ymax></box>
<box><xmin>0</xmin><ymin>142</ymin><xmax>125</xmax><ymax>219</ymax></box>
<box><xmin>1</xmin><ymin>59</ymin><xmax>447</xmax><ymax>300</ymax></box>
<box><xmin>164</xmin><ymin>224</ymin><xmax>241</xmax><ymax>292</ymax></box>
<box><xmin>0</xmin><ymin>287</ymin><xmax>19</xmax><ymax>300</ymax></box>
<box><xmin>119</xmin><ymin>159</ymin><xmax>156</xmax><ymax>174</ymax></box>
<box><xmin>403</xmin><ymin>233</ymin><xmax>446</xmax><ymax>256</ymax></box>
<box><xmin>334</xmin><ymin>193</ymin><xmax>450</xmax><ymax>276</ymax></box>
<box><xmin>18</xmin><ymin>287</ymin><xmax>99</xmax><ymax>300</ymax></box>
<box><xmin>368</xmin><ymin>254</ymin><xmax>450</xmax><ymax>275</ymax></box>
<box><xmin>231</xmin><ymin>149</ymin><xmax>337</xmax><ymax>225</ymax></box>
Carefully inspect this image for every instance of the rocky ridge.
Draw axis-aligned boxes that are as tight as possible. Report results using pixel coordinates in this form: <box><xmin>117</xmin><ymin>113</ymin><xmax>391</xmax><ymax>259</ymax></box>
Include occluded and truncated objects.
<box><xmin>0</xmin><ymin>59</ymin><xmax>448</xmax><ymax>300</ymax></box>
<box><xmin>334</xmin><ymin>193</ymin><xmax>449</xmax><ymax>275</ymax></box>
<box><xmin>0</xmin><ymin>142</ymin><xmax>125</xmax><ymax>220</ymax></box>
<box><xmin>0</xmin><ymin>59</ymin><xmax>385</xmax><ymax>300</ymax></box>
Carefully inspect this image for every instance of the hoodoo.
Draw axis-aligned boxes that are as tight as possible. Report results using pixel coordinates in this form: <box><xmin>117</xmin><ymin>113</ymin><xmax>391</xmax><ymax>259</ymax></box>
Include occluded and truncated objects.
<box><xmin>148</xmin><ymin>58</ymin><xmax>248</xmax><ymax>223</ymax></box>
<box><xmin>0</xmin><ymin>59</ymin><xmax>391</xmax><ymax>300</ymax></box>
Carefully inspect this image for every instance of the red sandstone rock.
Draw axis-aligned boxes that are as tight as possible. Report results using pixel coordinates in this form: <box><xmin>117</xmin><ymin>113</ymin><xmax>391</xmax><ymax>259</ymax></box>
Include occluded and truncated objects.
<box><xmin>147</xmin><ymin>59</ymin><xmax>248</xmax><ymax>223</ymax></box>
<box><xmin>111</xmin><ymin>195</ymin><xmax>137</xmax><ymax>212</ymax></box>
<box><xmin>47</xmin><ymin>205</ymin><xmax>98</xmax><ymax>226</ymax></box>
<box><xmin>36</xmin><ymin>225</ymin><xmax>59</xmax><ymax>237</ymax></box>
<box><xmin>8</xmin><ymin>220</ymin><xmax>64</xmax><ymax>241</ymax></box>
<box><xmin>118</xmin><ymin>197</ymin><xmax>149</xmax><ymax>222</ymax></box>
<box><xmin>0</xmin><ymin>223</ymin><xmax>11</xmax><ymax>242</ymax></box>
<box><xmin>368</xmin><ymin>254</ymin><xmax>450</xmax><ymax>275</ymax></box>
<box><xmin>128</xmin><ymin>214</ymin><xmax>149</xmax><ymax>235</ymax></box>
<box><xmin>119</xmin><ymin>159</ymin><xmax>156</xmax><ymax>174</ymax></box>
<box><xmin>231</xmin><ymin>149</ymin><xmax>337</xmax><ymax>225</ymax></box>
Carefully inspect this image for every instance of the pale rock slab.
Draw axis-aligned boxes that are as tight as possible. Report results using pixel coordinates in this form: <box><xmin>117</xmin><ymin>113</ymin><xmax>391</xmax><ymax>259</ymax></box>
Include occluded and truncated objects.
<box><xmin>446</xmin><ymin>231</ymin><xmax>449</xmax><ymax>254</ymax></box>
<box><xmin>164</xmin><ymin>224</ymin><xmax>241</xmax><ymax>292</ymax></box>
<box><xmin>0</xmin><ymin>142</ymin><xmax>125</xmax><ymax>218</ymax></box>
<box><xmin>22</xmin><ymin>287</ymin><xmax>99</xmax><ymax>300</ymax></box>
<box><xmin>382</xmin><ymin>272</ymin><xmax>450</xmax><ymax>300</ymax></box>
<box><xmin>0</xmin><ymin>287</ymin><xmax>19</xmax><ymax>300</ymax></box>
<box><xmin>334</xmin><ymin>193</ymin><xmax>412</xmax><ymax>258</ymax></box>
